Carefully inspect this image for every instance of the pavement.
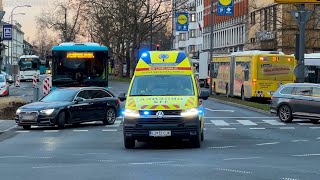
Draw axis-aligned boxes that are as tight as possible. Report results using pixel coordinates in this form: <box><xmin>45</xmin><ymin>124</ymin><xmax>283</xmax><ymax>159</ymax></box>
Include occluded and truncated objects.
<box><xmin>0</xmin><ymin>81</ymin><xmax>319</xmax><ymax>180</ymax></box>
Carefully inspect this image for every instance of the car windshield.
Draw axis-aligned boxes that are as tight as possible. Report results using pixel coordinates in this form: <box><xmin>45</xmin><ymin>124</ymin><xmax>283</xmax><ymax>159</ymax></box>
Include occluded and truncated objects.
<box><xmin>0</xmin><ymin>76</ymin><xmax>4</xmax><ymax>82</ymax></box>
<box><xmin>40</xmin><ymin>89</ymin><xmax>77</xmax><ymax>102</ymax></box>
<box><xmin>130</xmin><ymin>75</ymin><xmax>194</xmax><ymax>96</ymax></box>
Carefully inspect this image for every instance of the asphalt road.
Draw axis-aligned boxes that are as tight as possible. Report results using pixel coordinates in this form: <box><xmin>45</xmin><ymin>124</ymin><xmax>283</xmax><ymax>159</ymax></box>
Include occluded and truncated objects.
<box><xmin>0</xmin><ymin>81</ymin><xmax>320</xmax><ymax>180</ymax></box>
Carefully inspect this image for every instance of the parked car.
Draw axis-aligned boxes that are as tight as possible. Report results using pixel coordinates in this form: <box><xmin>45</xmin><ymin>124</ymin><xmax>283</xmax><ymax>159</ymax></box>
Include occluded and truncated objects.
<box><xmin>0</xmin><ymin>74</ymin><xmax>9</xmax><ymax>96</ymax></box>
<box><xmin>270</xmin><ymin>83</ymin><xmax>320</xmax><ymax>123</ymax></box>
<box><xmin>15</xmin><ymin>87</ymin><xmax>121</xmax><ymax>130</ymax></box>
<box><xmin>1</xmin><ymin>71</ymin><xmax>13</xmax><ymax>84</ymax></box>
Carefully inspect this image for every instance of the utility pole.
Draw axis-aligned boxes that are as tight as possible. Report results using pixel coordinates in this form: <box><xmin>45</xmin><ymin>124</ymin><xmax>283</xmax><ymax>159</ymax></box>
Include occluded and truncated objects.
<box><xmin>172</xmin><ymin>0</ymin><xmax>176</xmax><ymax>49</ymax></box>
<box><xmin>149</xmin><ymin>0</ymin><xmax>153</xmax><ymax>50</ymax></box>
<box><xmin>291</xmin><ymin>4</ymin><xmax>312</xmax><ymax>83</ymax></box>
<box><xmin>209</xmin><ymin>0</ymin><xmax>214</xmax><ymax>95</ymax></box>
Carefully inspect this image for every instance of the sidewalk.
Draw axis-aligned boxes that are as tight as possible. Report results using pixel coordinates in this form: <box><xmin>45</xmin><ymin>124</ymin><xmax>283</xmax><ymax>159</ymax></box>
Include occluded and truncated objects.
<box><xmin>0</xmin><ymin>120</ymin><xmax>16</xmax><ymax>133</ymax></box>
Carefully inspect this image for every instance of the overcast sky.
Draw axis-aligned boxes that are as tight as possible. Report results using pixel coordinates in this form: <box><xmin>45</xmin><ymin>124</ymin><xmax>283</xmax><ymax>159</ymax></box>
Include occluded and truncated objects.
<box><xmin>3</xmin><ymin>0</ymin><xmax>66</xmax><ymax>42</ymax></box>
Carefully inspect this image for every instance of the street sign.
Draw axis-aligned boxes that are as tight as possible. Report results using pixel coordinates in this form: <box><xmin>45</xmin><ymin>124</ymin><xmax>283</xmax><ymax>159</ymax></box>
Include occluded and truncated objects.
<box><xmin>176</xmin><ymin>12</ymin><xmax>189</xmax><ymax>31</ymax></box>
<box><xmin>2</xmin><ymin>24</ymin><xmax>12</xmax><ymax>41</ymax></box>
<box><xmin>275</xmin><ymin>0</ymin><xmax>320</xmax><ymax>3</ymax></box>
<box><xmin>217</xmin><ymin>0</ymin><xmax>234</xmax><ymax>16</ymax></box>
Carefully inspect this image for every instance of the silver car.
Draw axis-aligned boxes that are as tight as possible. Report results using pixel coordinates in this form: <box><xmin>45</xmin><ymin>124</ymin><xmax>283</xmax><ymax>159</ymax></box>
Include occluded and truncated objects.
<box><xmin>270</xmin><ymin>83</ymin><xmax>320</xmax><ymax>123</ymax></box>
<box><xmin>0</xmin><ymin>74</ymin><xmax>9</xmax><ymax>96</ymax></box>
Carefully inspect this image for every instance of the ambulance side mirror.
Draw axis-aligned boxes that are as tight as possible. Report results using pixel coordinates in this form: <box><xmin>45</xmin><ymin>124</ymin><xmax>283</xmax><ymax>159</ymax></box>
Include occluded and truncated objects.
<box><xmin>119</xmin><ymin>92</ymin><xmax>126</xmax><ymax>102</ymax></box>
<box><xmin>199</xmin><ymin>90</ymin><xmax>209</xmax><ymax>100</ymax></box>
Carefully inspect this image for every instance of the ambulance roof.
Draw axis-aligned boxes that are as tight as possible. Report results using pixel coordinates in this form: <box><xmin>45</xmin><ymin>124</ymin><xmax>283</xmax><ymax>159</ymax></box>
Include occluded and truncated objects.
<box><xmin>134</xmin><ymin>51</ymin><xmax>195</xmax><ymax>76</ymax></box>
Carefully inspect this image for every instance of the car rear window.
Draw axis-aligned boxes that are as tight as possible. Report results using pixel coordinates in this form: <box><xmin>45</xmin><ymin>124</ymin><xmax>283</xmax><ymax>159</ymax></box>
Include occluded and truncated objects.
<box><xmin>280</xmin><ymin>87</ymin><xmax>294</xmax><ymax>95</ymax></box>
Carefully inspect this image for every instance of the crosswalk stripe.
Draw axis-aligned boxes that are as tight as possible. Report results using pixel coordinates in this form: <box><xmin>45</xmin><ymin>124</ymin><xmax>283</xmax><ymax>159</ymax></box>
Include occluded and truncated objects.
<box><xmin>102</xmin><ymin>129</ymin><xmax>117</xmax><ymax>132</ymax></box>
<box><xmin>210</xmin><ymin>120</ymin><xmax>229</xmax><ymax>126</ymax></box>
<box><xmin>43</xmin><ymin>130</ymin><xmax>59</xmax><ymax>133</ymax></box>
<box><xmin>237</xmin><ymin>120</ymin><xmax>257</xmax><ymax>126</ymax></box>
<box><xmin>297</xmin><ymin>123</ymin><xmax>314</xmax><ymax>126</ymax></box>
<box><xmin>16</xmin><ymin>131</ymin><xmax>30</xmax><ymax>133</ymax></box>
<box><xmin>262</xmin><ymin>120</ymin><xmax>286</xmax><ymax>125</ymax></box>
<box><xmin>73</xmin><ymin>130</ymin><xmax>88</xmax><ymax>132</ymax></box>
<box><xmin>106</xmin><ymin>120</ymin><xmax>122</xmax><ymax>127</ymax></box>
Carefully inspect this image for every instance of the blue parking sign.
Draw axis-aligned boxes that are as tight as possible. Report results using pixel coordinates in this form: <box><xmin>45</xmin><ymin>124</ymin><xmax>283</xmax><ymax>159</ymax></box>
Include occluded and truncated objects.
<box><xmin>176</xmin><ymin>12</ymin><xmax>189</xmax><ymax>32</ymax></box>
<box><xmin>217</xmin><ymin>0</ymin><xmax>234</xmax><ymax>16</ymax></box>
<box><xmin>2</xmin><ymin>24</ymin><xmax>12</xmax><ymax>40</ymax></box>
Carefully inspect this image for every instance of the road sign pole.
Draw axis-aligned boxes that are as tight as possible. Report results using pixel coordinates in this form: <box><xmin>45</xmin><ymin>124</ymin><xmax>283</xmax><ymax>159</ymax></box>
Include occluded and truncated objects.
<box><xmin>209</xmin><ymin>0</ymin><xmax>214</xmax><ymax>95</ymax></box>
<box><xmin>291</xmin><ymin>4</ymin><xmax>312</xmax><ymax>83</ymax></box>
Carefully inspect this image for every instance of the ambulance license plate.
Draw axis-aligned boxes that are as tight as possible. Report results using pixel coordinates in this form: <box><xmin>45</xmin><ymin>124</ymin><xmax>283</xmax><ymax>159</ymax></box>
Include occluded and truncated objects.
<box><xmin>149</xmin><ymin>130</ymin><xmax>171</xmax><ymax>137</ymax></box>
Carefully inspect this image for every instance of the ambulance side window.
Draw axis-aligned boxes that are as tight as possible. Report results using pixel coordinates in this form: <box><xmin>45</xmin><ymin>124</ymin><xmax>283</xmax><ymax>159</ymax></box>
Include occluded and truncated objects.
<box><xmin>194</xmin><ymin>75</ymin><xmax>200</xmax><ymax>95</ymax></box>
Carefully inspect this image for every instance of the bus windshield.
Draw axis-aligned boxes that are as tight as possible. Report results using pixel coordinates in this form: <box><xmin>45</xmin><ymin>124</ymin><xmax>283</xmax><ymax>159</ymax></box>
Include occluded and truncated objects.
<box><xmin>52</xmin><ymin>51</ymin><xmax>108</xmax><ymax>87</ymax></box>
<box><xmin>19</xmin><ymin>58</ymin><xmax>40</xmax><ymax>71</ymax></box>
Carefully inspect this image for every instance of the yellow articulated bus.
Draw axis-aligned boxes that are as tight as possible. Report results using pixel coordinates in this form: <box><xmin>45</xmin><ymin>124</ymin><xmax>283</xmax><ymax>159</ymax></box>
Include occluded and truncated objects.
<box><xmin>211</xmin><ymin>51</ymin><xmax>296</xmax><ymax>100</ymax></box>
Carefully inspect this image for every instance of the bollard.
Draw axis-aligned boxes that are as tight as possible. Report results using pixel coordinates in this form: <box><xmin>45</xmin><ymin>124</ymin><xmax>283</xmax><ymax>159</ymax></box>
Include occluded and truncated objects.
<box><xmin>15</xmin><ymin>75</ymin><xmax>20</xmax><ymax>87</ymax></box>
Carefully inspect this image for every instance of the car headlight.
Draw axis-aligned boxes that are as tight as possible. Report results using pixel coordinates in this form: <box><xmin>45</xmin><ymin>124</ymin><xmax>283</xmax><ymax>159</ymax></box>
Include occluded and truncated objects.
<box><xmin>16</xmin><ymin>109</ymin><xmax>21</xmax><ymax>115</ymax></box>
<box><xmin>123</xmin><ymin>109</ymin><xmax>140</xmax><ymax>118</ymax></box>
<box><xmin>181</xmin><ymin>108</ymin><xmax>200</xmax><ymax>117</ymax></box>
<box><xmin>40</xmin><ymin>109</ymin><xmax>55</xmax><ymax>115</ymax></box>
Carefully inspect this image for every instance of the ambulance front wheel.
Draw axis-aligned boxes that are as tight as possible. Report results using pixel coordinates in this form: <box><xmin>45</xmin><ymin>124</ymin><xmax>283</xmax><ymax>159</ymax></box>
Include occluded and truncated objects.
<box><xmin>124</xmin><ymin>137</ymin><xmax>135</xmax><ymax>149</ymax></box>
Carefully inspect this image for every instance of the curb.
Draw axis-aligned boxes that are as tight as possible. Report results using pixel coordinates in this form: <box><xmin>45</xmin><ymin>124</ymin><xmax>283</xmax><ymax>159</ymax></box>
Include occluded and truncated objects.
<box><xmin>208</xmin><ymin>97</ymin><xmax>272</xmax><ymax>116</ymax></box>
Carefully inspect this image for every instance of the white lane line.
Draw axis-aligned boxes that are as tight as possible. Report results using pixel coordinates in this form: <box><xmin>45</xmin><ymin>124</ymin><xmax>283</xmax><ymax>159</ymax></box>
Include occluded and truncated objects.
<box><xmin>237</xmin><ymin>120</ymin><xmax>257</xmax><ymax>126</ymax></box>
<box><xmin>317</xmin><ymin>137</ymin><xmax>320</xmax><ymax>139</ymax></box>
<box><xmin>291</xmin><ymin>140</ymin><xmax>309</xmax><ymax>142</ymax></box>
<box><xmin>129</xmin><ymin>161</ymin><xmax>175</xmax><ymax>165</ymax></box>
<box><xmin>106</xmin><ymin>120</ymin><xmax>122</xmax><ymax>127</ymax></box>
<box><xmin>208</xmin><ymin>146</ymin><xmax>236</xmax><ymax>149</ymax></box>
<box><xmin>282</xmin><ymin>178</ymin><xmax>299</xmax><ymax>180</ymax></box>
<box><xmin>73</xmin><ymin>130</ymin><xmax>88</xmax><ymax>132</ymax></box>
<box><xmin>3</xmin><ymin>125</ymin><xmax>18</xmax><ymax>132</ymax></box>
<box><xmin>256</xmin><ymin>142</ymin><xmax>280</xmax><ymax>146</ymax></box>
<box><xmin>205</xmin><ymin>117</ymin><xmax>278</xmax><ymax>119</ymax></box>
<box><xmin>220</xmin><ymin>128</ymin><xmax>236</xmax><ymax>130</ymax></box>
<box><xmin>224</xmin><ymin>157</ymin><xmax>262</xmax><ymax>161</ymax></box>
<box><xmin>280</xmin><ymin>127</ymin><xmax>295</xmax><ymax>130</ymax></box>
<box><xmin>250</xmin><ymin>128</ymin><xmax>266</xmax><ymax>130</ymax></box>
<box><xmin>292</xmin><ymin>154</ymin><xmax>320</xmax><ymax>157</ymax></box>
<box><xmin>297</xmin><ymin>123</ymin><xmax>314</xmax><ymax>126</ymax></box>
<box><xmin>0</xmin><ymin>156</ymin><xmax>52</xmax><ymax>159</ymax></box>
<box><xmin>16</xmin><ymin>131</ymin><xmax>30</xmax><ymax>133</ymax></box>
<box><xmin>32</xmin><ymin>164</ymin><xmax>90</xmax><ymax>169</ymax></box>
<box><xmin>215</xmin><ymin>168</ymin><xmax>252</xmax><ymax>174</ymax></box>
<box><xmin>43</xmin><ymin>130</ymin><xmax>59</xmax><ymax>133</ymax></box>
<box><xmin>205</xmin><ymin>108</ymin><xmax>235</xmax><ymax>112</ymax></box>
<box><xmin>210</xmin><ymin>120</ymin><xmax>229</xmax><ymax>126</ymax></box>
<box><xmin>309</xmin><ymin>127</ymin><xmax>320</xmax><ymax>129</ymax></box>
<box><xmin>102</xmin><ymin>129</ymin><xmax>117</xmax><ymax>132</ymax></box>
<box><xmin>262</xmin><ymin>120</ymin><xmax>286</xmax><ymax>125</ymax></box>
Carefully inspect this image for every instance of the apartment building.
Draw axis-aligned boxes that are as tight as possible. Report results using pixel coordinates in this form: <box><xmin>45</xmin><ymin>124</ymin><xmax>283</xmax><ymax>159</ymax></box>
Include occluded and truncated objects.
<box><xmin>247</xmin><ymin>0</ymin><xmax>320</xmax><ymax>54</ymax></box>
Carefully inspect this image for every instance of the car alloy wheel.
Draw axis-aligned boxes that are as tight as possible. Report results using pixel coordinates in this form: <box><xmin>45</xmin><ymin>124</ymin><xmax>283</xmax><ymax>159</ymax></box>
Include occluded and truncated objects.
<box><xmin>104</xmin><ymin>108</ymin><xmax>116</xmax><ymax>125</ymax></box>
<box><xmin>278</xmin><ymin>105</ymin><xmax>293</xmax><ymax>123</ymax></box>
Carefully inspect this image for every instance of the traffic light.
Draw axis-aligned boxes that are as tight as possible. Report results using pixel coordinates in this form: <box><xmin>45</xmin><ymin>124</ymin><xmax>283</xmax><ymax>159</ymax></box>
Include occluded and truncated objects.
<box><xmin>156</xmin><ymin>44</ymin><xmax>160</xmax><ymax>50</ymax></box>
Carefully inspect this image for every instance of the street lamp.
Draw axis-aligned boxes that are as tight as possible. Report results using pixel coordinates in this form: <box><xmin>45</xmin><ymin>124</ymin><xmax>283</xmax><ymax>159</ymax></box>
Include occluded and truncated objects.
<box><xmin>9</xmin><ymin>5</ymin><xmax>31</xmax><ymax>67</ymax></box>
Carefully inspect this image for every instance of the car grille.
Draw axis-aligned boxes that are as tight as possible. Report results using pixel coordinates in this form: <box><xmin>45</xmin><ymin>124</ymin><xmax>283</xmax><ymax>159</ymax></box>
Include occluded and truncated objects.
<box><xmin>136</xmin><ymin>118</ymin><xmax>183</xmax><ymax>124</ymax></box>
<box><xmin>138</xmin><ymin>110</ymin><xmax>181</xmax><ymax>115</ymax></box>
<box><xmin>19</xmin><ymin>111</ymin><xmax>38</xmax><ymax>121</ymax></box>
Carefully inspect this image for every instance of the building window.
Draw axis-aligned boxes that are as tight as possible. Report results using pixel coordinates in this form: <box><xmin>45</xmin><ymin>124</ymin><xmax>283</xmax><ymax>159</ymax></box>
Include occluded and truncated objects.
<box><xmin>250</xmin><ymin>11</ymin><xmax>256</xmax><ymax>25</ymax></box>
<box><xmin>179</xmin><ymin>33</ymin><xmax>186</xmax><ymax>41</ymax></box>
<box><xmin>189</xmin><ymin>29</ymin><xmax>196</xmax><ymax>38</ymax></box>
<box><xmin>190</xmin><ymin>13</ymin><xmax>196</xmax><ymax>22</ymax></box>
<box><xmin>189</xmin><ymin>45</ymin><xmax>196</xmax><ymax>53</ymax></box>
<box><xmin>250</xmin><ymin>38</ymin><xmax>255</xmax><ymax>43</ymax></box>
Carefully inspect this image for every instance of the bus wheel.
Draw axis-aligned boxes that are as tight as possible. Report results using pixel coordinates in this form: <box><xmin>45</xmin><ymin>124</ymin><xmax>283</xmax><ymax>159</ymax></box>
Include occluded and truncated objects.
<box><xmin>241</xmin><ymin>86</ymin><xmax>245</xmax><ymax>100</ymax></box>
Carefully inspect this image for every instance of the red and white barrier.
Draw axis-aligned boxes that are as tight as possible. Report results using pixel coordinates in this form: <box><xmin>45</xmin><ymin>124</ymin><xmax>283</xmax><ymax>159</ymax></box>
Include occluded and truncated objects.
<box><xmin>15</xmin><ymin>75</ymin><xmax>20</xmax><ymax>87</ymax></box>
<box><xmin>33</xmin><ymin>74</ymin><xmax>37</xmax><ymax>88</ymax></box>
<box><xmin>43</xmin><ymin>76</ymin><xmax>52</xmax><ymax>95</ymax></box>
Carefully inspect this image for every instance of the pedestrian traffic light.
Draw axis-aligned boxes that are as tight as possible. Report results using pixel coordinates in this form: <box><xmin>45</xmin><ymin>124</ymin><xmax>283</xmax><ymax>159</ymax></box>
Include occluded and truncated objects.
<box><xmin>156</xmin><ymin>44</ymin><xmax>160</xmax><ymax>50</ymax></box>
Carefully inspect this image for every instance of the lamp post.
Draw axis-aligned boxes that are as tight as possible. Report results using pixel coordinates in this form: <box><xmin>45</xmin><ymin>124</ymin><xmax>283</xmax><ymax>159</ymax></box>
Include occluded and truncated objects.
<box><xmin>9</xmin><ymin>5</ymin><xmax>31</xmax><ymax>66</ymax></box>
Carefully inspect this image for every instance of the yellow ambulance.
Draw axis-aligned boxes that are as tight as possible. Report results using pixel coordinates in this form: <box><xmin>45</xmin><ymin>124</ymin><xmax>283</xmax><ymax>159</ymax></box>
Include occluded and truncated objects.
<box><xmin>119</xmin><ymin>51</ymin><xmax>210</xmax><ymax>149</ymax></box>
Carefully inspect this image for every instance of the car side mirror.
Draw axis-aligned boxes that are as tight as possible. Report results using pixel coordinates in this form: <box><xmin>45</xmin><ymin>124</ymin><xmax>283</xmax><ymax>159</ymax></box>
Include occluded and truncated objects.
<box><xmin>199</xmin><ymin>90</ymin><xmax>210</xmax><ymax>100</ymax></box>
<box><xmin>74</xmin><ymin>97</ymin><xmax>84</xmax><ymax>103</ymax></box>
<box><xmin>118</xmin><ymin>92</ymin><xmax>126</xmax><ymax>102</ymax></box>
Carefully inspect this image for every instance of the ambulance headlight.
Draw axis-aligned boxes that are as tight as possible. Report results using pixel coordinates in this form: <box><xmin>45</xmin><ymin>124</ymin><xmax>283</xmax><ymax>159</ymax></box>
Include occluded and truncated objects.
<box><xmin>124</xmin><ymin>109</ymin><xmax>140</xmax><ymax>118</ymax></box>
<box><xmin>181</xmin><ymin>108</ymin><xmax>199</xmax><ymax>117</ymax></box>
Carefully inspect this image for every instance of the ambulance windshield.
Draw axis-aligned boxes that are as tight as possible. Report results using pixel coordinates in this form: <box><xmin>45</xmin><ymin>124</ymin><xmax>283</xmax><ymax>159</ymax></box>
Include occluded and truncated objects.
<box><xmin>130</xmin><ymin>75</ymin><xmax>194</xmax><ymax>96</ymax></box>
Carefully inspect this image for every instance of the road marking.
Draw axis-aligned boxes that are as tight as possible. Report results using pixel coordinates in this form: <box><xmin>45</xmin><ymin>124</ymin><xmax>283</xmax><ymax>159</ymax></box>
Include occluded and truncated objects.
<box><xmin>249</xmin><ymin>128</ymin><xmax>266</xmax><ymax>130</ymax></box>
<box><xmin>282</xmin><ymin>178</ymin><xmax>299</xmax><ymax>180</ymax></box>
<box><xmin>291</xmin><ymin>140</ymin><xmax>309</xmax><ymax>142</ymax></box>
<box><xmin>215</xmin><ymin>168</ymin><xmax>252</xmax><ymax>174</ymax></box>
<box><xmin>297</xmin><ymin>123</ymin><xmax>314</xmax><ymax>126</ymax></box>
<box><xmin>0</xmin><ymin>156</ymin><xmax>52</xmax><ymax>159</ymax></box>
<box><xmin>73</xmin><ymin>130</ymin><xmax>88</xmax><ymax>132</ymax></box>
<box><xmin>280</xmin><ymin>127</ymin><xmax>295</xmax><ymax>130</ymax></box>
<box><xmin>102</xmin><ymin>129</ymin><xmax>117</xmax><ymax>132</ymax></box>
<box><xmin>292</xmin><ymin>154</ymin><xmax>320</xmax><ymax>157</ymax></box>
<box><xmin>262</xmin><ymin>120</ymin><xmax>286</xmax><ymax>125</ymax></box>
<box><xmin>205</xmin><ymin>117</ymin><xmax>277</xmax><ymax>119</ymax></box>
<box><xmin>16</xmin><ymin>131</ymin><xmax>30</xmax><ymax>133</ymax></box>
<box><xmin>237</xmin><ymin>120</ymin><xmax>257</xmax><ymax>126</ymax></box>
<box><xmin>317</xmin><ymin>137</ymin><xmax>320</xmax><ymax>139</ymax></box>
<box><xmin>224</xmin><ymin>157</ymin><xmax>262</xmax><ymax>161</ymax></box>
<box><xmin>210</xmin><ymin>120</ymin><xmax>229</xmax><ymax>126</ymax></box>
<box><xmin>2</xmin><ymin>125</ymin><xmax>18</xmax><ymax>132</ymax></box>
<box><xmin>309</xmin><ymin>127</ymin><xmax>320</xmax><ymax>129</ymax></box>
<box><xmin>43</xmin><ymin>130</ymin><xmax>59</xmax><ymax>133</ymax></box>
<box><xmin>129</xmin><ymin>161</ymin><xmax>175</xmax><ymax>165</ymax></box>
<box><xmin>106</xmin><ymin>120</ymin><xmax>122</xmax><ymax>127</ymax></box>
<box><xmin>72</xmin><ymin>153</ymin><xmax>109</xmax><ymax>156</ymax></box>
<box><xmin>32</xmin><ymin>164</ymin><xmax>91</xmax><ymax>169</ymax></box>
<box><xmin>220</xmin><ymin>128</ymin><xmax>236</xmax><ymax>130</ymax></box>
<box><xmin>256</xmin><ymin>142</ymin><xmax>280</xmax><ymax>146</ymax></box>
<box><xmin>205</xmin><ymin>108</ymin><xmax>234</xmax><ymax>112</ymax></box>
<box><xmin>208</xmin><ymin>146</ymin><xmax>236</xmax><ymax>149</ymax></box>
